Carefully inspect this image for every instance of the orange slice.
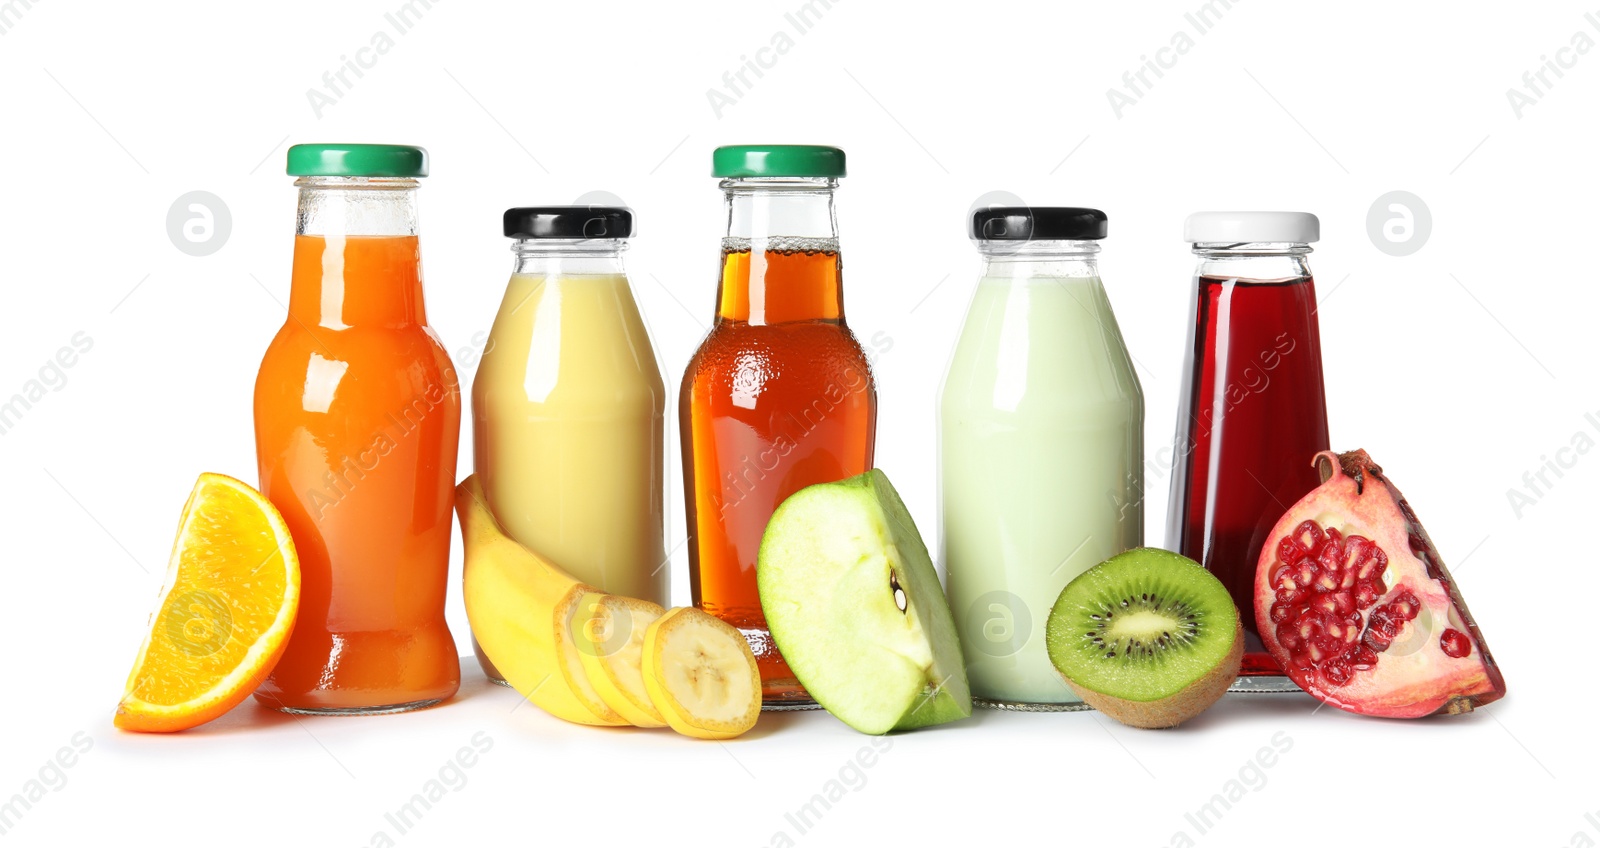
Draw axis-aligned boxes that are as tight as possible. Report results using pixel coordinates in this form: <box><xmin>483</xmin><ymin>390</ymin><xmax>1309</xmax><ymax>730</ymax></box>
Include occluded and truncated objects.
<box><xmin>115</xmin><ymin>473</ymin><xmax>299</xmax><ymax>732</ymax></box>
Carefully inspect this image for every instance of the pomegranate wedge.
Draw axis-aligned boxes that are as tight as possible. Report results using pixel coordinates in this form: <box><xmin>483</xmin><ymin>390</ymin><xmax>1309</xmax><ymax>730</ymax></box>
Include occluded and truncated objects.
<box><xmin>1255</xmin><ymin>450</ymin><xmax>1506</xmax><ymax>718</ymax></box>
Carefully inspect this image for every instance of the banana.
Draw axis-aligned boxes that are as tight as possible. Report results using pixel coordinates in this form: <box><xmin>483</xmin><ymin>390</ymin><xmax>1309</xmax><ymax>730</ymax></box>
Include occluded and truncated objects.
<box><xmin>455</xmin><ymin>476</ymin><xmax>627</xmax><ymax>727</ymax></box>
<box><xmin>642</xmin><ymin>607</ymin><xmax>761</xmax><ymax>740</ymax></box>
<box><xmin>574</xmin><ymin>593</ymin><xmax>668</xmax><ymax>728</ymax></box>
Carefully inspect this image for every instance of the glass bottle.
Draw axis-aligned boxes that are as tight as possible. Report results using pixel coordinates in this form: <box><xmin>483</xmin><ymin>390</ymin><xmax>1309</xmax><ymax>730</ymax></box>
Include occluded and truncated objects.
<box><xmin>1166</xmin><ymin>211</ymin><xmax>1330</xmax><ymax>692</ymax></box>
<box><xmin>253</xmin><ymin>144</ymin><xmax>461</xmax><ymax>714</ymax></box>
<box><xmin>680</xmin><ymin>145</ymin><xmax>878</xmax><ymax>707</ymax></box>
<box><xmin>471</xmin><ymin>207</ymin><xmax>667</xmax><ymax>684</ymax></box>
<box><xmin>941</xmin><ymin>206</ymin><xmax>1143</xmax><ymax>709</ymax></box>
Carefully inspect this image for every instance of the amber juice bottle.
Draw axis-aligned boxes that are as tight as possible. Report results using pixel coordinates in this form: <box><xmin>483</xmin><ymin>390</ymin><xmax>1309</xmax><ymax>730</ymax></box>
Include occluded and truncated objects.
<box><xmin>680</xmin><ymin>145</ymin><xmax>877</xmax><ymax>707</ymax></box>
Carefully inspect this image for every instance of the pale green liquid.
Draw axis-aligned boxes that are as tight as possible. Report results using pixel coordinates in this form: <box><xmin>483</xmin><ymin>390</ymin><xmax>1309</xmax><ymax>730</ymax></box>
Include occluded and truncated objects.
<box><xmin>939</xmin><ymin>273</ymin><xmax>1144</xmax><ymax>706</ymax></box>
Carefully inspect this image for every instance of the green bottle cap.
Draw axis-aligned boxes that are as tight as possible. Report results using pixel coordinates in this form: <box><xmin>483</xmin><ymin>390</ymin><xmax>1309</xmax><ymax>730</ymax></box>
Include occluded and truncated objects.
<box><xmin>286</xmin><ymin>144</ymin><xmax>429</xmax><ymax>177</ymax></box>
<box><xmin>712</xmin><ymin>144</ymin><xmax>845</xmax><ymax>178</ymax></box>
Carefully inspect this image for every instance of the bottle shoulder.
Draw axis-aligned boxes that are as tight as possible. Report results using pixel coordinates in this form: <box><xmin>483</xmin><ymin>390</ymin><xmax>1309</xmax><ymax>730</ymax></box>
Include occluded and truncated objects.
<box><xmin>476</xmin><ymin>284</ymin><xmax>666</xmax><ymax>409</ymax></box>
<box><xmin>941</xmin><ymin>280</ymin><xmax>1143</xmax><ymax>412</ymax></box>
<box><xmin>681</xmin><ymin>320</ymin><xmax>877</xmax><ymax>404</ymax></box>
<box><xmin>256</xmin><ymin>323</ymin><xmax>460</xmax><ymax>393</ymax></box>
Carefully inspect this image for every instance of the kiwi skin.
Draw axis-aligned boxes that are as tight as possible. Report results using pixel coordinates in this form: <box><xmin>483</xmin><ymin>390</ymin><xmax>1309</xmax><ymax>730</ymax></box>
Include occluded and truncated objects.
<box><xmin>1065</xmin><ymin>622</ymin><xmax>1243</xmax><ymax>729</ymax></box>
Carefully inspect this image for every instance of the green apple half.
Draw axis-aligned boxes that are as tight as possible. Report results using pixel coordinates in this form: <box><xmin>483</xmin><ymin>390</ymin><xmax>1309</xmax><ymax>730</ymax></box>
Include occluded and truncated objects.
<box><xmin>757</xmin><ymin>469</ymin><xmax>971</xmax><ymax>734</ymax></box>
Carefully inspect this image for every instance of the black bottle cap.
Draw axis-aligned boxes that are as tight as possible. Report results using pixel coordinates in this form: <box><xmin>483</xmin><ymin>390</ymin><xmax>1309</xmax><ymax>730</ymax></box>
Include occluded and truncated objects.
<box><xmin>970</xmin><ymin>206</ymin><xmax>1107</xmax><ymax>241</ymax></box>
<box><xmin>503</xmin><ymin>206</ymin><xmax>633</xmax><ymax>239</ymax></box>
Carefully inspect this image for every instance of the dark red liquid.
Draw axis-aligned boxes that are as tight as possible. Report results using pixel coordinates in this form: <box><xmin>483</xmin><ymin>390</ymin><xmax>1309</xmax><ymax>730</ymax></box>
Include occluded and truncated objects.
<box><xmin>1167</xmin><ymin>275</ymin><xmax>1330</xmax><ymax>675</ymax></box>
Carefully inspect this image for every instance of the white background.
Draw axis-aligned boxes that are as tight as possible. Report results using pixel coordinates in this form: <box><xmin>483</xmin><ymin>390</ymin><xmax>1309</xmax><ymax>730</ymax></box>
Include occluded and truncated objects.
<box><xmin>1</xmin><ymin>1</ymin><xmax>1593</xmax><ymax>845</ymax></box>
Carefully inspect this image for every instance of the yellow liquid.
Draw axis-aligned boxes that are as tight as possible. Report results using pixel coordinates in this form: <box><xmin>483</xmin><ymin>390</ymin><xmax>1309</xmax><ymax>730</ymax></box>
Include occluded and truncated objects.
<box><xmin>472</xmin><ymin>272</ymin><xmax>667</xmax><ymax>603</ymax></box>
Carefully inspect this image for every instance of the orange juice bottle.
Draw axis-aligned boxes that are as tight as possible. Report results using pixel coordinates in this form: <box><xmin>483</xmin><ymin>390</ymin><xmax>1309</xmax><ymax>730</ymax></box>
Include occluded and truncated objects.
<box><xmin>253</xmin><ymin>144</ymin><xmax>461</xmax><ymax>714</ymax></box>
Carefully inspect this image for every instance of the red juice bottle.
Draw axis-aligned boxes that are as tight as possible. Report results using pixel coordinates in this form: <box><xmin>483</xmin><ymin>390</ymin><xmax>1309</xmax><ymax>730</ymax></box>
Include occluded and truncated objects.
<box><xmin>1165</xmin><ymin>212</ymin><xmax>1330</xmax><ymax>692</ymax></box>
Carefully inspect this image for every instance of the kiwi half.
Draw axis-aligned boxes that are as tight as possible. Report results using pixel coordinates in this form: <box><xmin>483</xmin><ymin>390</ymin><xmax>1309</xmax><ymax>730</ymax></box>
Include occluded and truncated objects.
<box><xmin>1045</xmin><ymin>548</ymin><xmax>1242</xmax><ymax>728</ymax></box>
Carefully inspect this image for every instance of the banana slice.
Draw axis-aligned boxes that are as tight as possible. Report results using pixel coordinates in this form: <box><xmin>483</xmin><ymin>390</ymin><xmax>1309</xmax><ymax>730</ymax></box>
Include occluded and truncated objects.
<box><xmin>574</xmin><ymin>593</ymin><xmax>668</xmax><ymax>728</ymax></box>
<box><xmin>556</xmin><ymin>593</ymin><xmax>629</xmax><ymax>726</ymax></box>
<box><xmin>642</xmin><ymin>608</ymin><xmax>760</xmax><ymax>740</ymax></box>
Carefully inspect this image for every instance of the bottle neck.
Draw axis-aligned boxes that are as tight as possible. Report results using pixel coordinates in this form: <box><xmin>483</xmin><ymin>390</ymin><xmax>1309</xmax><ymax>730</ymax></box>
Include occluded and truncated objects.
<box><xmin>290</xmin><ymin>177</ymin><xmax>425</xmax><ymax>329</ymax></box>
<box><xmin>295</xmin><ymin>177</ymin><xmax>419</xmax><ymax>236</ymax></box>
<box><xmin>977</xmin><ymin>239</ymin><xmax>1102</xmax><ymax>280</ymax></box>
<box><xmin>715</xmin><ymin>178</ymin><xmax>843</xmax><ymax>325</ymax></box>
<box><xmin>1191</xmin><ymin>241</ymin><xmax>1313</xmax><ymax>283</ymax></box>
<box><xmin>511</xmin><ymin>239</ymin><xmax>627</xmax><ymax>277</ymax></box>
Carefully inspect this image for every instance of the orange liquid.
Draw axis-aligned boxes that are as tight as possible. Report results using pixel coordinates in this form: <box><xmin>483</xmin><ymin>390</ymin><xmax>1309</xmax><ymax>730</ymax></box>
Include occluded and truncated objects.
<box><xmin>253</xmin><ymin>235</ymin><xmax>461</xmax><ymax>712</ymax></box>
<box><xmin>680</xmin><ymin>248</ymin><xmax>877</xmax><ymax>704</ymax></box>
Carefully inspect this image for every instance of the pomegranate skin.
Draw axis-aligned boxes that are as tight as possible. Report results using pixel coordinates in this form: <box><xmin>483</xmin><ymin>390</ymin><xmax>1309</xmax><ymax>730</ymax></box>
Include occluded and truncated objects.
<box><xmin>1254</xmin><ymin>450</ymin><xmax>1507</xmax><ymax>718</ymax></box>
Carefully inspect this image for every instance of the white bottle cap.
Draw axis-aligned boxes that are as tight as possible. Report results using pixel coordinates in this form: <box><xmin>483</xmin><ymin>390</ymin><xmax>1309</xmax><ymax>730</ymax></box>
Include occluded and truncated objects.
<box><xmin>1183</xmin><ymin>211</ymin><xmax>1319</xmax><ymax>244</ymax></box>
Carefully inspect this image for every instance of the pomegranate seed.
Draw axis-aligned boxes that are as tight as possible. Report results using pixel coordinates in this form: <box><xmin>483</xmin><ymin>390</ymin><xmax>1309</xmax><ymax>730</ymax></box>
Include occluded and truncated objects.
<box><xmin>1314</xmin><ymin>571</ymin><xmax>1340</xmax><ymax>592</ymax></box>
<box><xmin>1391</xmin><ymin>592</ymin><xmax>1421</xmax><ymax>621</ymax></box>
<box><xmin>1369</xmin><ymin>609</ymin><xmax>1399</xmax><ymax>639</ymax></box>
<box><xmin>1275</xmin><ymin>586</ymin><xmax>1303</xmax><ymax>604</ymax></box>
<box><xmin>1278</xmin><ymin>629</ymin><xmax>1301</xmax><ymax>653</ymax></box>
<box><xmin>1270</xmin><ymin>602</ymin><xmax>1295</xmax><ymax>624</ymax></box>
<box><xmin>1272</xmin><ymin>564</ymin><xmax>1293</xmax><ymax>585</ymax></box>
<box><xmin>1353</xmin><ymin>580</ymin><xmax>1379</xmax><ymax>608</ymax></box>
<box><xmin>1323</xmin><ymin>658</ymin><xmax>1353</xmax><ymax>686</ymax></box>
<box><xmin>1369</xmin><ymin>546</ymin><xmax>1389</xmax><ymax>581</ymax></box>
<box><xmin>1342</xmin><ymin>534</ymin><xmax>1367</xmax><ymax>562</ymax></box>
<box><xmin>1277</xmin><ymin>536</ymin><xmax>1303</xmax><ymax>565</ymax></box>
<box><xmin>1355</xmin><ymin>558</ymin><xmax>1378</xmax><ymax>582</ymax></box>
<box><xmin>1292</xmin><ymin>520</ymin><xmax>1324</xmax><ymax>554</ymax></box>
<box><xmin>1294</xmin><ymin>563</ymin><xmax>1318</xmax><ymax>589</ymax></box>
<box><xmin>1351</xmin><ymin>645</ymin><xmax>1378</xmax><ymax>668</ymax></box>
<box><xmin>1317</xmin><ymin>530</ymin><xmax>1344</xmax><ymax>572</ymax></box>
<box><xmin>1440</xmin><ymin>629</ymin><xmax>1472</xmax><ymax>658</ymax></box>
<box><xmin>1333</xmin><ymin>590</ymin><xmax>1356</xmax><ymax>616</ymax></box>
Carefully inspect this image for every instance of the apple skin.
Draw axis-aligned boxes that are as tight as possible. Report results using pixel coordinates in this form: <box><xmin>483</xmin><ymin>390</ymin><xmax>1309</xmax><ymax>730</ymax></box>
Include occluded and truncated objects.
<box><xmin>758</xmin><ymin>469</ymin><xmax>972</xmax><ymax>735</ymax></box>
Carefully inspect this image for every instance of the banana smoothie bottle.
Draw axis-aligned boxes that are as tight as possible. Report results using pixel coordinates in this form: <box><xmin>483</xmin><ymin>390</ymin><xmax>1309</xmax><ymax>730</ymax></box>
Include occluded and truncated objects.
<box><xmin>940</xmin><ymin>206</ymin><xmax>1144</xmax><ymax>709</ymax></box>
<box><xmin>472</xmin><ymin>206</ymin><xmax>667</xmax><ymax>683</ymax></box>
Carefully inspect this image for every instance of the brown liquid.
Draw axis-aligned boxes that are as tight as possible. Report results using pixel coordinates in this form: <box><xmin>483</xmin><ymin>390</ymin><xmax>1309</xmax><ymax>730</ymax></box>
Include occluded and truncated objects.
<box><xmin>680</xmin><ymin>247</ymin><xmax>877</xmax><ymax>704</ymax></box>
